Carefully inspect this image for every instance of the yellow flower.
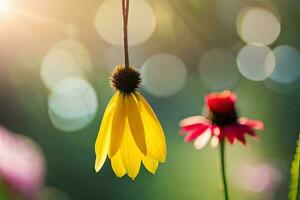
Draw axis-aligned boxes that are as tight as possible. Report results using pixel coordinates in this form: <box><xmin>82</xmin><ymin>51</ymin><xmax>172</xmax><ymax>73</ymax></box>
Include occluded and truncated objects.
<box><xmin>95</xmin><ymin>65</ymin><xmax>167</xmax><ymax>180</ymax></box>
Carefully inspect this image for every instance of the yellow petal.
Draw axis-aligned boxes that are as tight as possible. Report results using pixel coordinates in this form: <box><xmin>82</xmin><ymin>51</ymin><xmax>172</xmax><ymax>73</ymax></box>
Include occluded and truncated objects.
<box><xmin>120</xmin><ymin>123</ymin><xmax>141</xmax><ymax>180</ymax></box>
<box><xmin>95</xmin><ymin>93</ymin><xmax>118</xmax><ymax>172</ymax></box>
<box><xmin>126</xmin><ymin>94</ymin><xmax>147</xmax><ymax>156</ymax></box>
<box><xmin>111</xmin><ymin>151</ymin><xmax>126</xmax><ymax>178</ymax></box>
<box><xmin>109</xmin><ymin>93</ymin><xmax>126</xmax><ymax>158</ymax></box>
<box><xmin>134</xmin><ymin>92</ymin><xmax>167</xmax><ymax>162</ymax></box>
<box><xmin>142</xmin><ymin>156</ymin><xmax>158</xmax><ymax>174</ymax></box>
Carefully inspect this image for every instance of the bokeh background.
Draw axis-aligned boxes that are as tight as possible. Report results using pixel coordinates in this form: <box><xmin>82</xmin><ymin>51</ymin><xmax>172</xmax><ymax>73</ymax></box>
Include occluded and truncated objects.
<box><xmin>0</xmin><ymin>0</ymin><xmax>300</xmax><ymax>199</ymax></box>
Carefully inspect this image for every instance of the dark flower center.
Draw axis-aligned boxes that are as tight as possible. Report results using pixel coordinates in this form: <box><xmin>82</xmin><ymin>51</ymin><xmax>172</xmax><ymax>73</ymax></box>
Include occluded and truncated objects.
<box><xmin>110</xmin><ymin>65</ymin><xmax>141</xmax><ymax>94</ymax></box>
<box><xmin>208</xmin><ymin>110</ymin><xmax>238</xmax><ymax>126</ymax></box>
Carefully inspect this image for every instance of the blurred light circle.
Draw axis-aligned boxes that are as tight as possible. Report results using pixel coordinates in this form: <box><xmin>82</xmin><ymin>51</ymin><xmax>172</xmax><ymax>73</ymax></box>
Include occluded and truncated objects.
<box><xmin>233</xmin><ymin>163</ymin><xmax>282</xmax><ymax>193</ymax></box>
<box><xmin>38</xmin><ymin>187</ymin><xmax>69</xmax><ymax>200</ymax></box>
<box><xmin>41</xmin><ymin>49</ymin><xmax>82</xmax><ymax>90</ymax></box>
<box><xmin>48</xmin><ymin>77</ymin><xmax>98</xmax><ymax>132</ymax></box>
<box><xmin>94</xmin><ymin>0</ymin><xmax>156</xmax><ymax>46</ymax></box>
<box><xmin>237</xmin><ymin>7</ymin><xmax>281</xmax><ymax>46</ymax></box>
<box><xmin>237</xmin><ymin>45</ymin><xmax>275</xmax><ymax>81</ymax></box>
<box><xmin>199</xmin><ymin>48</ymin><xmax>240</xmax><ymax>91</ymax></box>
<box><xmin>270</xmin><ymin>45</ymin><xmax>300</xmax><ymax>84</ymax></box>
<box><xmin>54</xmin><ymin>39</ymin><xmax>92</xmax><ymax>72</ymax></box>
<box><xmin>264</xmin><ymin>78</ymin><xmax>300</xmax><ymax>94</ymax></box>
<box><xmin>0</xmin><ymin>126</ymin><xmax>45</xmax><ymax>199</ymax></box>
<box><xmin>104</xmin><ymin>46</ymin><xmax>146</xmax><ymax>70</ymax></box>
<box><xmin>41</xmin><ymin>39</ymin><xmax>92</xmax><ymax>90</ymax></box>
<box><xmin>141</xmin><ymin>53</ymin><xmax>187</xmax><ymax>97</ymax></box>
<box><xmin>216</xmin><ymin>0</ymin><xmax>244</xmax><ymax>31</ymax></box>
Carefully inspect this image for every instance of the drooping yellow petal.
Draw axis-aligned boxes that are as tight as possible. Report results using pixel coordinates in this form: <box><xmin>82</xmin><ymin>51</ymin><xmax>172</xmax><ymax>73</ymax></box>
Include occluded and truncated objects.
<box><xmin>109</xmin><ymin>93</ymin><xmax>126</xmax><ymax>158</ymax></box>
<box><xmin>142</xmin><ymin>156</ymin><xmax>158</xmax><ymax>174</ymax></box>
<box><xmin>111</xmin><ymin>151</ymin><xmax>126</xmax><ymax>178</ymax></box>
<box><xmin>95</xmin><ymin>93</ymin><xmax>118</xmax><ymax>172</ymax></box>
<box><xmin>134</xmin><ymin>92</ymin><xmax>167</xmax><ymax>162</ymax></box>
<box><xmin>120</xmin><ymin>123</ymin><xmax>141</xmax><ymax>180</ymax></box>
<box><xmin>126</xmin><ymin>94</ymin><xmax>147</xmax><ymax>156</ymax></box>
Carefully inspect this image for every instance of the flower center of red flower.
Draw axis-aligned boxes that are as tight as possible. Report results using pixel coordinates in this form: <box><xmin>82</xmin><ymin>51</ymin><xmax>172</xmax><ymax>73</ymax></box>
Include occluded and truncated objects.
<box><xmin>208</xmin><ymin>110</ymin><xmax>238</xmax><ymax>126</ymax></box>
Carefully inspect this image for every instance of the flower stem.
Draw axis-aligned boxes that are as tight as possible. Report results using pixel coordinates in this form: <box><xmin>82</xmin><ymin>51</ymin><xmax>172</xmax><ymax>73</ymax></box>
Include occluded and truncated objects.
<box><xmin>220</xmin><ymin>140</ymin><xmax>230</xmax><ymax>200</ymax></box>
<box><xmin>122</xmin><ymin>0</ymin><xmax>130</xmax><ymax>68</ymax></box>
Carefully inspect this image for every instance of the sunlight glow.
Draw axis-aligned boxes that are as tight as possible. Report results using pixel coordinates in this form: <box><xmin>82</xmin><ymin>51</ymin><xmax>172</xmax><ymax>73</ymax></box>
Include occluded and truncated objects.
<box><xmin>0</xmin><ymin>0</ymin><xmax>10</xmax><ymax>11</ymax></box>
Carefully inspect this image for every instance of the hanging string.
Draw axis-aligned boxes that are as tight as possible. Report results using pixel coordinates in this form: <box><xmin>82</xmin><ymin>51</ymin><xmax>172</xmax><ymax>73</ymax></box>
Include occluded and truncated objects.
<box><xmin>122</xmin><ymin>0</ymin><xmax>130</xmax><ymax>68</ymax></box>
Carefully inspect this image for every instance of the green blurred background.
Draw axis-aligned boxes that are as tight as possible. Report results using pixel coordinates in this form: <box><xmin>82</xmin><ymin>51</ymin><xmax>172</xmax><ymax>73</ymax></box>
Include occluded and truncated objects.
<box><xmin>0</xmin><ymin>0</ymin><xmax>300</xmax><ymax>199</ymax></box>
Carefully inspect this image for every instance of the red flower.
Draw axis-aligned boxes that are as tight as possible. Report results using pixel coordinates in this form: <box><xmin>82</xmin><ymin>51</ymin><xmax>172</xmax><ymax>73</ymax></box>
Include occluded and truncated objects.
<box><xmin>0</xmin><ymin>126</ymin><xmax>45</xmax><ymax>200</ymax></box>
<box><xmin>180</xmin><ymin>91</ymin><xmax>264</xmax><ymax>149</ymax></box>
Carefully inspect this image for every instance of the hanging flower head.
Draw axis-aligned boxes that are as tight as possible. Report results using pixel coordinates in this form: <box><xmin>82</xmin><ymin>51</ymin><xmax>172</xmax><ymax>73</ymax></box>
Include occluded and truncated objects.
<box><xmin>180</xmin><ymin>90</ymin><xmax>264</xmax><ymax>149</ymax></box>
<box><xmin>95</xmin><ymin>0</ymin><xmax>166</xmax><ymax>180</ymax></box>
<box><xmin>95</xmin><ymin>65</ymin><xmax>167</xmax><ymax>180</ymax></box>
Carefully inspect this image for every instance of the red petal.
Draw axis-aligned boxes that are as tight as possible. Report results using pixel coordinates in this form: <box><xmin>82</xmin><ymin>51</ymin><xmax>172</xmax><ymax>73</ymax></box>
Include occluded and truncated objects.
<box><xmin>193</xmin><ymin>129</ymin><xmax>212</xmax><ymax>149</ymax></box>
<box><xmin>226</xmin><ymin>133</ymin><xmax>236</xmax><ymax>144</ymax></box>
<box><xmin>235</xmin><ymin>131</ymin><xmax>246</xmax><ymax>145</ymax></box>
<box><xmin>181</xmin><ymin>123</ymin><xmax>207</xmax><ymax>132</ymax></box>
<box><xmin>221</xmin><ymin>124</ymin><xmax>244</xmax><ymax>144</ymax></box>
<box><xmin>180</xmin><ymin>116</ymin><xmax>209</xmax><ymax>132</ymax></box>
<box><xmin>210</xmin><ymin>136</ymin><xmax>219</xmax><ymax>148</ymax></box>
<box><xmin>238</xmin><ymin>124</ymin><xmax>258</xmax><ymax>138</ymax></box>
<box><xmin>211</xmin><ymin>125</ymin><xmax>221</xmax><ymax>137</ymax></box>
<box><xmin>184</xmin><ymin>125</ymin><xmax>209</xmax><ymax>142</ymax></box>
<box><xmin>205</xmin><ymin>91</ymin><xmax>236</xmax><ymax>114</ymax></box>
<box><xmin>217</xmin><ymin>127</ymin><xmax>226</xmax><ymax>141</ymax></box>
<box><xmin>219</xmin><ymin>123</ymin><xmax>259</xmax><ymax>145</ymax></box>
<box><xmin>220</xmin><ymin>126</ymin><xmax>236</xmax><ymax>144</ymax></box>
<box><xmin>180</xmin><ymin>116</ymin><xmax>208</xmax><ymax>126</ymax></box>
<box><xmin>239</xmin><ymin>117</ymin><xmax>264</xmax><ymax>130</ymax></box>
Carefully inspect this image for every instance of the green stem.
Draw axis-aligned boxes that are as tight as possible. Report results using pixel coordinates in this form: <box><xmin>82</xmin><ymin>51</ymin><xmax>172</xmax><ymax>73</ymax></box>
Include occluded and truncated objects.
<box><xmin>0</xmin><ymin>180</ymin><xmax>8</xmax><ymax>200</ymax></box>
<box><xmin>220</xmin><ymin>140</ymin><xmax>230</xmax><ymax>200</ymax></box>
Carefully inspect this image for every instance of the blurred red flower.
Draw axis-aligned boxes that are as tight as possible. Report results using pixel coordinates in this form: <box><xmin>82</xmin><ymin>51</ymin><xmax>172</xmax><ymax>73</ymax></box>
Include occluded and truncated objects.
<box><xmin>0</xmin><ymin>126</ymin><xmax>45</xmax><ymax>200</ymax></box>
<box><xmin>180</xmin><ymin>91</ymin><xmax>264</xmax><ymax>149</ymax></box>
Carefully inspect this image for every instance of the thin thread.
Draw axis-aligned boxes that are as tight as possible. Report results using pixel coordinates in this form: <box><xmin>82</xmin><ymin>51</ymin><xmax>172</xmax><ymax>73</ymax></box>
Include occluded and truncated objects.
<box><xmin>122</xmin><ymin>0</ymin><xmax>130</xmax><ymax>68</ymax></box>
